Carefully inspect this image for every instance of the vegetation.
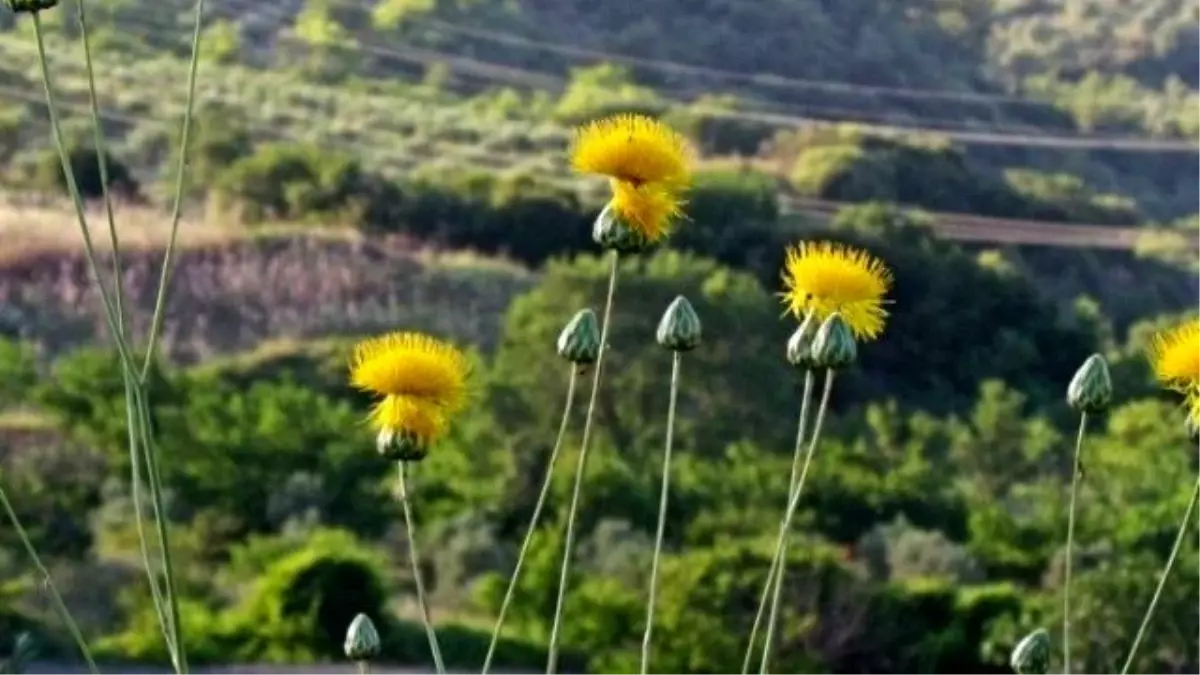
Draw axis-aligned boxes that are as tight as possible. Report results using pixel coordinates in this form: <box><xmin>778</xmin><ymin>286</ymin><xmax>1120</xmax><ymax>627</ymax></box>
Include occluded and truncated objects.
<box><xmin>0</xmin><ymin>0</ymin><xmax>1196</xmax><ymax>674</ymax></box>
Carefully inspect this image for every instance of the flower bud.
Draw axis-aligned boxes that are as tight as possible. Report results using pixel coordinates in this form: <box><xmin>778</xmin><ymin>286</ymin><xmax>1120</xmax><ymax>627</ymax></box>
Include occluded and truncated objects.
<box><xmin>557</xmin><ymin>309</ymin><xmax>601</xmax><ymax>364</ymax></box>
<box><xmin>344</xmin><ymin>613</ymin><xmax>381</xmax><ymax>662</ymax></box>
<box><xmin>1010</xmin><ymin>628</ymin><xmax>1050</xmax><ymax>674</ymax></box>
<box><xmin>1066</xmin><ymin>353</ymin><xmax>1112</xmax><ymax>414</ymax></box>
<box><xmin>810</xmin><ymin>313</ymin><xmax>856</xmax><ymax>369</ymax></box>
<box><xmin>656</xmin><ymin>295</ymin><xmax>701</xmax><ymax>352</ymax></box>
<box><xmin>786</xmin><ymin>314</ymin><xmax>818</xmax><ymax>370</ymax></box>
<box><xmin>377</xmin><ymin>428</ymin><xmax>428</xmax><ymax>462</ymax></box>
<box><xmin>4</xmin><ymin>0</ymin><xmax>57</xmax><ymax>13</ymax></box>
<box><xmin>593</xmin><ymin>202</ymin><xmax>651</xmax><ymax>253</ymax></box>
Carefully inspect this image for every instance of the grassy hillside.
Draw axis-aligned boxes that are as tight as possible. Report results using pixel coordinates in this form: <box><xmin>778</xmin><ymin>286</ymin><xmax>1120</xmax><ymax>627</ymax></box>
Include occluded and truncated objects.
<box><xmin>0</xmin><ymin>0</ymin><xmax>1195</xmax><ymax>218</ymax></box>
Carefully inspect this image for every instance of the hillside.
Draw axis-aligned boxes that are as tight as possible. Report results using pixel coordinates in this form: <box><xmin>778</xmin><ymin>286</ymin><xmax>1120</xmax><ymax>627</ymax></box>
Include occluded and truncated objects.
<box><xmin>0</xmin><ymin>0</ymin><xmax>1195</xmax><ymax>219</ymax></box>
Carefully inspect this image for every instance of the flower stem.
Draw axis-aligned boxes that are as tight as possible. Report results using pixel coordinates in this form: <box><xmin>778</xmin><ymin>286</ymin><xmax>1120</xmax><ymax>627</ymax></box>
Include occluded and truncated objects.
<box><xmin>31</xmin><ymin>13</ymin><xmax>133</xmax><ymax>372</ymax></box>
<box><xmin>1119</xmin><ymin>477</ymin><xmax>1200</xmax><ymax>675</ymax></box>
<box><xmin>121</xmin><ymin>375</ymin><xmax>175</xmax><ymax>663</ymax></box>
<box><xmin>546</xmin><ymin>249</ymin><xmax>620</xmax><ymax>675</ymax></box>
<box><xmin>131</xmin><ymin>387</ymin><xmax>187</xmax><ymax>673</ymax></box>
<box><xmin>1063</xmin><ymin>412</ymin><xmax>1088</xmax><ymax>675</ymax></box>
<box><xmin>482</xmin><ymin>368</ymin><xmax>581</xmax><ymax>675</ymax></box>
<box><xmin>741</xmin><ymin>369</ymin><xmax>815</xmax><ymax>675</ymax></box>
<box><xmin>640</xmin><ymin>350</ymin><xmax>682</xmax><ymax>674</ymax></box>
<box><xmin>0</xmin><ymin>482</ymin><xmax>98</xmax><ymax>674</ymax></box>
<box><xmin>758</xmin><ymin>370</ymin><xmax>835</xmax><ymax>675</ymax></box>
<box><xmin>74</xmin><ymin>0</ymin><xmax>126</xmax><ymax>341</ymax></box>
<box><xmin>140</xmin><ymin>0</ymin><xmax>206</xmax><ymax>382</ymax></box>
<box><xmin>397</xmin><ymin>461</ymin><xmax>445</xmax><ymax>675</ymax></box>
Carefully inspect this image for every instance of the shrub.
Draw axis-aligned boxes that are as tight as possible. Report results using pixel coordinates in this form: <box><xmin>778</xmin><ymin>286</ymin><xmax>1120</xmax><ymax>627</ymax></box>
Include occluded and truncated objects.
<box><xmin>29</xmin><ymin>135</ymin><xmax>140</xmax><ymax>200</ymax></box>
<box><xmin>211</xmin><ymin>142</ymin><xmax>398</xmax><ymax>225</ymax></box>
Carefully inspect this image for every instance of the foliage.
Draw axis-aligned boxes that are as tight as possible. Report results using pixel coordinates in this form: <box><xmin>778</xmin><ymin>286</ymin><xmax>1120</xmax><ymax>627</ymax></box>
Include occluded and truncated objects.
<box><xmin>24</xmin><ymin>133</ymin><xmax>140</xmax><ymax>200</ymax></box>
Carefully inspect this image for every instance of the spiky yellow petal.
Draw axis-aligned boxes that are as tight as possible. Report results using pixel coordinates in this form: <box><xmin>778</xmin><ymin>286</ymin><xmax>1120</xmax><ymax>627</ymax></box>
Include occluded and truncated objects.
<box><xmin>349</xmin><ymin>332</ymin><xmax>470</xmax><ymax>412</ymax></box>
<box><xmin>1148</xmin><ymin>319</ymin><xmax>1200</xmax><ymax>395</ymax></box>
<box><xmin>369</xmin><ymin>395</ymin><xmax>448</xmax><ymax>445</ymax></box>
<box><xmin>609</xmin><ymin>179</ymin><xmax>683</xmax><ymax>243</ymax></box>
<box><xmin>781</xmin><ymin>241</ymin><xmax>893</xmax><ymax>341</ymax></box>
<box><xmin>570</xmin><ymin>114</ymin><xmax>692</xmax><ymax>188</ymax></box>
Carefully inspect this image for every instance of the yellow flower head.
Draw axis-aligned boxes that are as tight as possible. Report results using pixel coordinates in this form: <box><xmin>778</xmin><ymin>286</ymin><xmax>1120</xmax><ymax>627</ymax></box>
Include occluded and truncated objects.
<box><xmin>781</xmin><ymin>241</ymin><xmax>893</xmax><ymax>341</ymax></box>
<box><xmin>609</xmin><ymin>179</ymin><xmax>684</xmax><ymax>242</ymax></box>
<box><xmin>350</xmin><ymin>331</ymin><xmax>470</xmax><ymax>412</ymax></box>
<box><xmin>368</xmin><ymin>395</ymin><xmax>447</xmax><ymax>445</ymax></box>
<box><xmin>570</xmin><ymin>114</ymin><xmax>692</xmax><ymax>188</ymax></box>
<box><xmin>1148</xmin><ymin>319</ymin><xmax>1200</xmax><ymax>394</ymax></box>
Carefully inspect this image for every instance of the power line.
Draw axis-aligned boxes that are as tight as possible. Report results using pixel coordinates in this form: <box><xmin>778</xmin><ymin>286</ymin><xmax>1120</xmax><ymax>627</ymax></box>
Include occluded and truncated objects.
<box><xmin>205</xmin><ymin>0</ymin><xmax>1200</xmax><ymax>153</ymax></box>
<box><xmin>412</xmin><ymin>17</ymin><xmax>1059</xmax><ymax>109</ymax></box>
<box><xmin>6</xmin><ymin>14</ymin><xmax>1194</xmax><ymax>251</ymax></box>
<box><xmin>779</xmin><ymin>196</ymin><xmax>1198</xmax><ymax>251</ymax></box>
<box><xmin>2</xmin><ymin>77</ymin><xmax>1175</xmax><ymax>252</ymax></box>
<box><xmin>41</xmin><ymin>0</ymin><xmax>1192</xmax><ymax>153</ymax></box>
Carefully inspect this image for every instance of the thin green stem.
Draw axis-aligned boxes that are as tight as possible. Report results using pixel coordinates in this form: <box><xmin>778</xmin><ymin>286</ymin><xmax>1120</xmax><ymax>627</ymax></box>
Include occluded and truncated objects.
<box><xmin>1120</xmin><ymin>477</ymin><xmax>1200</xmax><ymax>675</ymax></box>
<box><xmin>74</xmin><ymin>0</ymin><xmax>126</xmax><ymax>341</ymax></box>
<box><xmin>397</xmin><ymin>462</ymin><xmax>445</xmax><ymax>675</ymax></box>
<box><xmin>741</xmin><ymin>369</ymin><xmax>815</xmax><ymax>674</ymax></box>
<box><xmin>640</xmin><ymin>351</ymin><xmax>682</xmax><ymax>674</ymax></box>
<box><xmin>1063</xmin><ymin>412</ymin><xmax>1088</xmax><ymax>675</ymax></box>
<box><xmin>481</xmin><ymin>368</ymin><xmax>581</xmax><ymax>675</ymax></box>
<box><xmin>121</xmin><ymin>374</ymin><xmax>175</xmax><ymax>662</ymax></box>
<box><xmin>546</xmin><ymin>250</ymin><xmax>620</xmax><ymax>675</ymax></box>
<box><xmin>140</xmin><ymin>0</ymin><xmax>206</xmax><ymax>381</ymax></box>
<box><xmin>356</xmin><ymin>662</ymin><xmax>369</xmax><ymax>675</ymax></box>
<box><xmin>131</xmin><ymin>387</ymin><xmax>186</xmax><ymax>673</ymax></box>
<box><xmin>0</xmin><ymin>481</ymin><xmax>98</xmax><ymax>673</ymax></box>
<box><xmin>31</xmin><ymin>13</ymin><xmax>133</xmax><ymax>372</ymax></box>
<box><xmin>758</xmin><ymin>370</ymin><xmax>835</xmax><ymax>674</ymax></box>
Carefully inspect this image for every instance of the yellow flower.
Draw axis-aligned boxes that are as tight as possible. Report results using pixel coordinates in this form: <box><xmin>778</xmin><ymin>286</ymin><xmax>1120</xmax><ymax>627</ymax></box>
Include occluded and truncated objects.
<box><xmin>1148</xmin><ymin>319</ymin><xmax>1200</xmax><ymax>394</ymax></box>
<box><xmin>781</xmin><ymin>241</ymin><xmax>893</xmax><ymax>341</ymax></box>
<box><xmin>609</xmin><ymin>179</ymin><xmax>684</xmax><ymax>243</ymax></box>
<box><xmin>368</xmin><ymin>395</ymin><xmax>448</xmax><ymax>445</ymax></box>
<box><xmin>570</xmin><ymin>114</ymin><xmax>692</xmax><ymax>188</ymax></box>
<box><xmin>350</xmin><ymin>331</ymin><xmax>470</xmax><ymax>413</ymax></box>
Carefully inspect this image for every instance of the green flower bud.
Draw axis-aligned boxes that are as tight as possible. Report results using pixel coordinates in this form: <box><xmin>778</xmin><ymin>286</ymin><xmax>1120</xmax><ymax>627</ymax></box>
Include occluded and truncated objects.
<box><xmin>1010</xmin><ymin>628</ymin><xmax>1050</xmax><ymax>675</ymax></box>
<box><xmin>656</xmin><ymin>295</ymin><xmax>701</xmax><ymax>352</ymax></box>
<box><xmin>786</xmin><ymin>314</ymin><xmax>819</xmax><ymax>370</ymax></box>
<box><xmin>810</xmin><ymin>313</ymin><xmax>856</xmax><ymax>369</ymax></box>
<box><xmin>4</xmin><ymin>0</ymin><xmax>57</xmax><ymax>13</ymax></box>
<box><xmin>344</xmin><ymin>613</ymin><xmax>381</xmax><ymax>661</ymax></box>
<box><xmin>557</xmin><ymin>309</ymin><xmax>601</xmax><ymax>364</ymax></box>
<box><xmin>377</xmin><ymin>428</ymin><xmax>428</xmax><ymax>463</ymax></box>
<box><xmin>593</xmin><ymin>202</ymin><xmax>651</xmax><ymax>253</ymax></box>
<box><xmin>1067</xmin><ymin>353</ymin><xmax>1112</xmax><ymax>414</ymax></box>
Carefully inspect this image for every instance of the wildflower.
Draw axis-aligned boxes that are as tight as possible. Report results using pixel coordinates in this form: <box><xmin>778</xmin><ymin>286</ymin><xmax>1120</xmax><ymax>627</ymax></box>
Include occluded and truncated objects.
<box><xmin>344</xmin><ymin>613</ymin><xmax>382</xmax><ymax>662</ymax></box>
<box><xmin>557</xmin><ymin>309</ymin><xmax>602</xmax><ymax>365</ymax></box>
<box><xmin>1067</xmin><ymin>353</ymin><xmax>1113</xmax><ymax>414</ymax></box>
<box><xmin>810</xmin><ymin>313</ymin><xmax>857</xmax><ymax>370</ymax></box>
<box><xmin>785</xmin><ymin>314</ymin><xmax>819</xmax><ymax>370</ymax></box>
<box><xmin>781</xmin><ymin>241</ymin><xmax>892</xmax><ymax>341</ymax></box>
<box><xmin>4</xmin><ymin>0</ymin><xmax>58</xmax><ymax>13</ymax></box>
<box><xmin>1010</xmin><ymin>629</ymin><xmax>1051</xmax><ymax>675</ymax></box>
<box><xmin>656</xmin><ymin>295</ymin><xmax>702</xmax><ymax>352</ymax></box>
<box><xmin>371</xmin><ymin>395</ymin><xmax>449</xmax><ymax>460</ymax></box>
<box><xmin>1148</xmin><ymin>319</ymin><xmax>1200</xmax><ymax>395</ymax></box>
<box><xmin>607</xmin><ymin>180</ymin><xmax>684</xmax><ymax>243</ymax></box>
<box><xmin>570</xmin><ymin>114</ymin><xmax>691</xmax><ymax>188</ymax></box>
<box><xmin>350</xmin><ymin>332</ymin><xmax>470</xmax><ymax>413</ymax></box>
